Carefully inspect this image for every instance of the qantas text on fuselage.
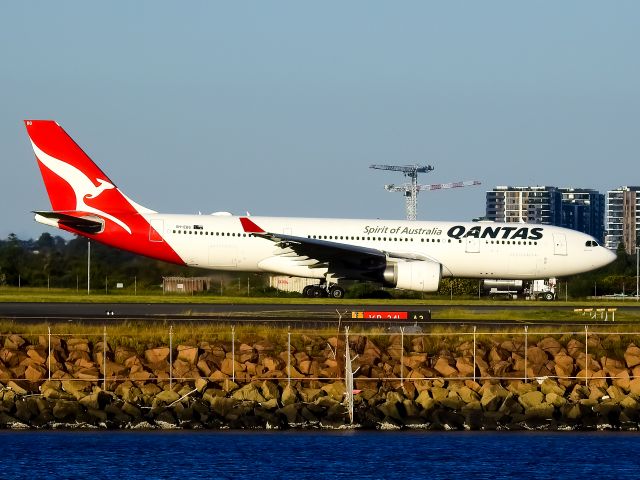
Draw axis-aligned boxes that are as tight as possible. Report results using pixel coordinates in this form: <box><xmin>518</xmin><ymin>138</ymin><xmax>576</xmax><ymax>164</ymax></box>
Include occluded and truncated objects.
<box><xmin>24</xmin><ymin>120</ymin><xmax>616</xmax><ymax>299</ymax></box>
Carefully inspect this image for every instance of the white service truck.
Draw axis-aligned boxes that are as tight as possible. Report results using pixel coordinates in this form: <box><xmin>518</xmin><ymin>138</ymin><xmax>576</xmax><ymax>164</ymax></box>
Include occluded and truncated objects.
<box><xmin>483</xmin><ymin>278</ymin><xmax>557</xmax><ymax>301</ymax></box>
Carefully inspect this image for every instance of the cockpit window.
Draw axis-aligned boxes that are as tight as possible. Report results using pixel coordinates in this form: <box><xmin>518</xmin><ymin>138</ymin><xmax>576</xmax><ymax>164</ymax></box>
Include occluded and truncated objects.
<box><xmin>585</xmin><ymin>240</ymin><xmax>599</xmax><ymax>247</ymax></box>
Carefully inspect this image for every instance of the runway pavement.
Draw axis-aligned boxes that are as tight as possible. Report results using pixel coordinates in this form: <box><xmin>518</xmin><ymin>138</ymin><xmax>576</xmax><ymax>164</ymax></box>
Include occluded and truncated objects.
<box><xmin>0</xmin><ymin>301</ymin><xmax>638</xmax><ymax>326</ymax></box>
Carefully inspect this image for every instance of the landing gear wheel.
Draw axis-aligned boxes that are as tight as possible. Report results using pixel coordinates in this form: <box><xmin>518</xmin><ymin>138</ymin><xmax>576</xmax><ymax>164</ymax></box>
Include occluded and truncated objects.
<box><xmin>329</xmin><ymin>286</ymin><xmax>345</xmax><ymax>299</ymax></box>
<box><xmin>310</xmin><ymin>286</ymin><xmax>326</xmax><ymax>298</ymax></box>
<box><xmin>302</xmin><ymin>285</ymin><xmax>314</xmax><ymax>297</ymax></box>
<box><xmin>543</xmin><ymin>292</ymin><xmax>555</xmax><ymax>301</ymax></box>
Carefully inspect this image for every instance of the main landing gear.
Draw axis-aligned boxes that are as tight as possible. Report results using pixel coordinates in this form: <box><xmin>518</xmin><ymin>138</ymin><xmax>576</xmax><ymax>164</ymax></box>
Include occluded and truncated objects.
<box><xmin>302</xmin><ymin>284</ymin><xmax>345</xmax><ymax>299</ymax></box>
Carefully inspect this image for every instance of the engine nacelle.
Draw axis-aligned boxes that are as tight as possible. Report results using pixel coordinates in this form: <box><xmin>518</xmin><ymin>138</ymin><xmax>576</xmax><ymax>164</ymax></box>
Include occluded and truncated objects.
<box><xmin>383</xmin><ymin>260</ymin><xmax>441</xmax><ymax>292</ymax></box>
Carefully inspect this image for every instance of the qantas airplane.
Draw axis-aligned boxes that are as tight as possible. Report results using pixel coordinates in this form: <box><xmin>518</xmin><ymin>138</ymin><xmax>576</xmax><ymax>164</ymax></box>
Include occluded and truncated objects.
<box><xmin>25</xmin><ymin>120</ymin><xmax>615</xmax><ymax>298</ymax></box>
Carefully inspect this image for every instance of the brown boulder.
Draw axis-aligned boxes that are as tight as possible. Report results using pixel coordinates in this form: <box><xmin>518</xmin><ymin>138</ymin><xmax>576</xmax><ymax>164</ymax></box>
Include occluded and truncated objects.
<box><xmin>489</xmin><ymin>346</ymin><xmax>509</xmax><ymax>363</ymax></box>
<box><xmin>145</xmin><ymin>347</ymin><xmax>170</xmax><ymax>364</ymax></box>
<box><xmin>526</xmin><ymin>347</ymin><xmax>549</xmax><ymax>366</ymax></box>
<box><xmin>492</xmin><ymin>360</ymin><xmax>512</xmax><ymax>376</ymax></box>
<box><xmin>196</xmin><ymin>359</ymin><xmax>212</xmax><ymax>377</ymax></box>
<box><xmin>500</xmin><ymin>340</ymin><xmax>524</xmax><ymax>355</ymax></box>
<box><xmin>629</xmin><ymin>378</ymin><xmax>640</xmax><ymax>396</ymax></box>
<box><xmin>434</xmin><ymin>357</ymin><xmax>457</xmax><ymax>377</ymax></box>
<box><xmin>114</xmin><ymin>346</ymin><xmax>138</xmax><ymax>365</ymax></box>
<box><xmin>220</xmin><ymin>358</ymin><xmax>244</xmax><ymax>376</ymax></box>
<box><xmin>26</xmin><ymin>347</ymin><xmax>47</xmax><ymax>365</ymax></box>
<box><xmin>537</xmin><ymin>337</ymin><xmax>563</xmax><ymax>356</ymax></box>
<box><xmin>554</xmin><ymin>353</ymin><xmax>574</xmax><ymax>378</ymax></box>
<box><xmin>403</xmin><ymin>354</ymin><xmax>427</xmax><ymax>370</ymax></box>
<box><xmin>263</xmin><ymin>356</ymin><xmax>283</xmax><ymax>372</ymax></box>
<box><xmin>624</xmin><ymin>345</ymin><xmax>640</xmax><ymax>368</ymax></box>
<box><xmin>566</xmin><ymin>339</ymin><xmax>584</xmax><ymax>358</ymax></box>
<box><xmin>575</xmin><ymin>354</ymin><xmax>601</xmax><ymax>372</ymax></box>
<box><xmin>5</xmin><ymin>334</ymin><xmax>26</xmax><ymax>349</ymax></box>
<box><xmin>518</xmin><ymin>390</ymin><xmax>544</xmax><ymax>409</ymax></box>
<box><xmin>299</xmin><ymin>360</ymin><xmax>319</xmax><ymax>376</ymax></box>
<box><xmin>24</xmin><ymin>364</ymin><xmax>46</xmax><ymax>382</ymax></box>
<box><xmin>456</xmin><ymin>357</ymin><xmax>475</xmax><ymax>377</ymax></box>
<box><xmin>177</xmin><ymin>345</ymin><xmax>199</xmax><ymax>364</ymax></box>
<box><xmin>601</xmin><ymin>356</ymin><xmax>626</xmax><ymax>375</ymax></box>
<box><xmin>612</xmin><ymin>369</ymin><xmax>631</xmax><ymax>392</ymax></box>
<box><xmin>411</xmin><ymin>337</ymin><xmax>425</xmax><ymax>353</ymax></box>
<box><xmin>67</xmin><ymin>338</ymin><xmax>90</xmax><ymax>352</ymax></box>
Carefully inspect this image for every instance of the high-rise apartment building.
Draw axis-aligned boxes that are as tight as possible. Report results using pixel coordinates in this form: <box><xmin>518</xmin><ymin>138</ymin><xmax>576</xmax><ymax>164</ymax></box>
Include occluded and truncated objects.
<box><xmin>559</xmin><ymin>188</ymin><xmax>605</xmax><ymax>243</ymax></box>
<box><xmin>486</xmin><ymin>186</ymin><xmax>562</xmax><ymax>225</ymax></box>
<box><xmin>486</xmin><ymin>186</ymin><xmax>605</xmax><ymax>243</ymax></box>
<box><xmin>605</xmin><ymin>186</ymin><xmax>640</xmax><ymax>254</ymax></box>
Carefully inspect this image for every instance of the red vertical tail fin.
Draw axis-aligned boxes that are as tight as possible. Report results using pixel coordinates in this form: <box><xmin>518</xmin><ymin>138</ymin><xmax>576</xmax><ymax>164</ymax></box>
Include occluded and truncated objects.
<box><xmin>25</xmin><ymin>120</ymin><xmax>185</xmax><ymax>266</ymax></box>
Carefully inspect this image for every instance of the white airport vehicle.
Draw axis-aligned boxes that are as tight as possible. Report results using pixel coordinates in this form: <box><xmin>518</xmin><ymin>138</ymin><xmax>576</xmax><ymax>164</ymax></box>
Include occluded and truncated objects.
<box><xmin>24</xmin><ymin>120</ymin><xmax>616</xmax><ymax>299</ymax></box>
<box><xmin>483</xmin><ymin>278</ymin><xmax>557</xmax><ymax>300</ymax></box>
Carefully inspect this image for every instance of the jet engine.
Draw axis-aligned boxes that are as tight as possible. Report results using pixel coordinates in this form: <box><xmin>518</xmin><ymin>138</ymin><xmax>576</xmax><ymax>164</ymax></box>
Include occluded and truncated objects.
<box><xmin>383</xmin><ymin>260</ymin><xmax>442</xmax><ymax>292</ymax></box>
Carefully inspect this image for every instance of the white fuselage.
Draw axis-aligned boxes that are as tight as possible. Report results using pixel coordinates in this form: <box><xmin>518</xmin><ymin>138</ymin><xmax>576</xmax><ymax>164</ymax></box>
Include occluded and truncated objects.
<box><xmin>145</xmin><ymin>213</ymin><xmax>615</xmax><ymax>280</ymax></box>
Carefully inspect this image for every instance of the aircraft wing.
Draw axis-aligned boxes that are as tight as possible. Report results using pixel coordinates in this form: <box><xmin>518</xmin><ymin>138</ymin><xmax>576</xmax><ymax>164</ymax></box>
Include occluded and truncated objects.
<box><xmin>240</xmin><ymin>217</ymin><xmax>388</xmax><ymax>277</ymax></box>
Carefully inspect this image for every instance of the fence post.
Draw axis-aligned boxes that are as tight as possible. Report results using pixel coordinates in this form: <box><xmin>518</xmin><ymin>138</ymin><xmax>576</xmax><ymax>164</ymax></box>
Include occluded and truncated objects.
<box><xmin>231</xmin><ymin>325</ymin><xmax>236</xmax><ymax>383</ymax></box>
<box><xmin>344</xmin><ymin>326</ymin><xmax>354</xmax><ymax>424</ymax></box>
<box><xmin>103</xmin><ymin>326</ymin><xmax>107</xmax><ymax>390</ymax></box>
<box><xmin>585</xmin><ymin>325</ymin><xmax>589</xmax><ymax>388</ymax></box>
<box><xmin>524</xmin><ymin>325</ymin><xmax>528</xmax><ymax>382</ymax></box>
<box><xmin>400</xmin><ymin>326</ymin><xmax>405</xmax><ymax>386</ymax></box>
<box><xmin>48</xmin><ymin>326</ymin><xmax>51</xmax><ymax>381</ymax></box>
<box><xmin>473</xmin><ymin>325</ymin><xmax>477</xmax><ymax>383</ymax></box>
<box><xmin>287</xmin><ymin>328</ymin><xmax>291</xmax><ymax>387</ymax></box>
<box><xmin>169</xmin><ymin>325</ymin><xmax>173</xmax><ymax>388</ymax></box>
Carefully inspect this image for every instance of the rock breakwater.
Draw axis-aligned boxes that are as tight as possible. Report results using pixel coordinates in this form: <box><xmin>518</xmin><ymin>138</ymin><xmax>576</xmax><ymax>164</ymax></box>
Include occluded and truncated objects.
<box><xmin>2</xmin><ymin>329</ymin><xmax>640</xmax><ymax>430</ymax></box>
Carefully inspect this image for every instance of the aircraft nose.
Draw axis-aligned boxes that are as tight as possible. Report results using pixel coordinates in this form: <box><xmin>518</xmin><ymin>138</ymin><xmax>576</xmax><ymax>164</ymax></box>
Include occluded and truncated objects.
<box><xmin>599</xmin><ymin>247</ymin><xmax>617</xmax><ymax>267</ymax></box>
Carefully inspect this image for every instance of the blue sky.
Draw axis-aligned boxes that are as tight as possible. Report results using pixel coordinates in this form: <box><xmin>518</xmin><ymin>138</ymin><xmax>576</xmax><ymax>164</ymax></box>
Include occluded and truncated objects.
<box><xmin>2</xmin><ymin>1</ymin><xmax>639</xmax><ymax>239</ymax></box>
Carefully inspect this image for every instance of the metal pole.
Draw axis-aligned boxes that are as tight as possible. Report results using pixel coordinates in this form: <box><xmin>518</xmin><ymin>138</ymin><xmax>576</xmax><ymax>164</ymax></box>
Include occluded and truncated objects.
<box><xmin>287</xmin><ymin>329</ymin><xmax>291</xmax><ymax>386</ymax></box>
<box><xmin>344</xmin><ymin>326</ymin><xmax>354</xmax><ymax>424</ymax></box>
<box><xmin>103</xmin><ymin>326</ymin><xmax>107</xmax><ymax>390</ymax></box>
<box><xmin>473</xmin><ymin>325</ymin><xmax>477</xmax><ymax>383</ymax></box>
<box><xmin>524</xmin><ymin>325</ymin><xmax>528</xmax><ymax>382</ymax></box>
<box><xmin>48</xmin><ymin>326</ymin><xmax>51</xmax><ymax>381</ymax></box>
<box><xmin>585</xmin><ymin>325</ymin><xmax>589</xmax><ymax>387</ymax></box>
<box><xmin>400</xmin><ymin>326</ymin><xmax>405</xmax><ymax>385</ymax></box>
<box><xmin>169</xmin><ymin>325</ymin><xmax>173</xmax><ymax>388</ymax></box>
<box><xmin>231</xmin><ymin>325</ymin><xmax>236</xmax><ymax>383</ymax></box>
<box><xmin>87</xmin><ymin>240</ymin><xmax>91</xmax><ymax>295</ymax></box>
<box><xmin>636</xmin><ymin>247</ymin><xmax>639</xmax><ymax>302</ymax></box>
<box><xmin>134</xmin><ymin>276</ymin><xmax>137</xmax><ymax>296</ymax></box>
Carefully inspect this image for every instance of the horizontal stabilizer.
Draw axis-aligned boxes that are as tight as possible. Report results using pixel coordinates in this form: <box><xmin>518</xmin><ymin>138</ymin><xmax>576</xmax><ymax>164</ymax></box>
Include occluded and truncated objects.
<box><xmin>34</xmin><ymin>210</ymin><xmax>105</xmax><ymax>234</ymax></box>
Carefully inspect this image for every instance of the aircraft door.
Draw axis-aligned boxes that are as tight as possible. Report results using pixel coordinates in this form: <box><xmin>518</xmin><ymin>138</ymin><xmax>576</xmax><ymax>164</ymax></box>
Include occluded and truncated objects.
<box><xmin>149</xmin><ymin>219</ymin><xmax>164</xmax><ymax>242</ymax></box>
<box><xmin>465</xmin><ymin>237</ymin><xmax>480</xmax><ymax>253</ymax></box>
<box><xmin>553</xmin><ymin>234</ymin><xmax>567</xmax><ymax>256</ymax></box>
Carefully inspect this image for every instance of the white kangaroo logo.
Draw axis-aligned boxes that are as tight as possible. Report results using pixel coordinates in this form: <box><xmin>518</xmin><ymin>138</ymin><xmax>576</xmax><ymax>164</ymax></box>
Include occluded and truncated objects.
<box><xmin>31</xmin><ymin>140</ymin><xmax>132</xmax><ymax>234</ymax></box>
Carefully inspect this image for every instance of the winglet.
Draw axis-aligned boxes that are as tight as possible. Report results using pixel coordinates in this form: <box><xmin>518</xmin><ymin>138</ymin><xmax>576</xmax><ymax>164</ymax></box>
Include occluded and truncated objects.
<box><xmin>240</xmin><ymin>217</ymin><xmax>265</xmax><ymax>233</ymax></box>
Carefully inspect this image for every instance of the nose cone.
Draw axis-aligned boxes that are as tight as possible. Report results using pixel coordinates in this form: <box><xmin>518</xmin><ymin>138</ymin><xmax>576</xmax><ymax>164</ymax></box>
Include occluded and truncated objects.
<box><xmin>597</xmin><ymin>247</ymin><xmax>617</xmax><ymax>269</ymax></box>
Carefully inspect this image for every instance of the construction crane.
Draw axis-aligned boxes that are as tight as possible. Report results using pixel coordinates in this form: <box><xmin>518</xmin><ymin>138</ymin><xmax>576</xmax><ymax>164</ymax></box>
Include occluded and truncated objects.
<box><xmin>370</xmin><ymin>164</ymin><xmax>480</xmax><ymax>220</ymax></box>
<box><xmin>370</xmin><ymin>164</ymin><xmax>434</xmax><ymax>221</ymax></box>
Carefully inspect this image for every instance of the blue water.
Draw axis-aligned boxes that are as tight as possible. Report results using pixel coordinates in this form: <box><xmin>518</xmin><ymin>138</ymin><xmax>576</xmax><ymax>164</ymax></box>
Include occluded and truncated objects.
<box><xmin>2</xmin><ymin>430</ymin><xmax>640</xmax><ymax>479</ymax></box>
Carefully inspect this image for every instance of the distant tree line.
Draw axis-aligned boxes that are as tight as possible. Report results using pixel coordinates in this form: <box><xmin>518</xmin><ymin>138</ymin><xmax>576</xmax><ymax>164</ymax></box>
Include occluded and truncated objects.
<box><xmin>0</xmin><ymin>233</ymin><xmax>637</xmax><ymax>298</ymax></box>
<box><xmin>0</xmin><ymin>233</ymin><xmax>210</xmax><ymax>291</ymax></box>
